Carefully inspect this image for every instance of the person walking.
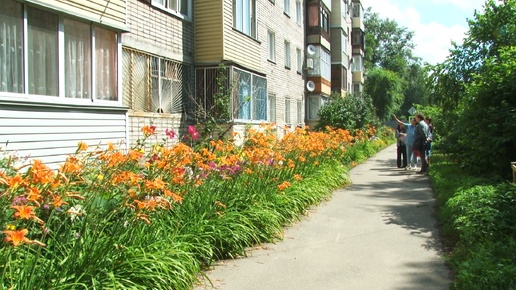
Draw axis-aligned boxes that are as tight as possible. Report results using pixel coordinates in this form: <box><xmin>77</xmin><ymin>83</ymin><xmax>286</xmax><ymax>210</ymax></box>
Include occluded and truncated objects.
<box><xmin>413</xmin><ymin>113</ymin><xmax>430</xmax><ymax>174</ymax></box>
<box><xmin>424</xmin><ymin>117</ymin><xmax>433</xmax><ymax>165</ymax></box>
<box><xmin>393</xmin><ymin>115</ymin><xmax>418</xmax><ymax>170</ymax></box>
<box><xmin>395</xmin><ymin>123</ymin><xmax>408</xmax><ymax>168</ymax></box>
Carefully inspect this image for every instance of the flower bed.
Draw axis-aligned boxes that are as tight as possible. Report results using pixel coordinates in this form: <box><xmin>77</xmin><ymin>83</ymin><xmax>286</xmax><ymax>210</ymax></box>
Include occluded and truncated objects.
<box><xmin>0</xmin><ymin>124</ymin><xmax>391</xmax><ymax>289</ymax></box>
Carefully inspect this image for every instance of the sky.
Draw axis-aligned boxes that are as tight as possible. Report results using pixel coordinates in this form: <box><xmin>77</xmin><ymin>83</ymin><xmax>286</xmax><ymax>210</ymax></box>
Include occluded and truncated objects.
<box><xmin>360</xmin><ymin>0</ymin><xmax>487</xmax><ymax>65</ymax></box>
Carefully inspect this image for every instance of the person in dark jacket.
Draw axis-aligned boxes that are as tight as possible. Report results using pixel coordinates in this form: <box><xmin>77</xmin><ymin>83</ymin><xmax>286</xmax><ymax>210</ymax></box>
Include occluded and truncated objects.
<box><xmin>413</xmin><ymin>113</ymin><xmax>429</xmax><ymax>174</ymax></box>
<box><xmin>395</xmin><ymin>123</ymin><xmax>407</xmax><ymax>168</ymax></box>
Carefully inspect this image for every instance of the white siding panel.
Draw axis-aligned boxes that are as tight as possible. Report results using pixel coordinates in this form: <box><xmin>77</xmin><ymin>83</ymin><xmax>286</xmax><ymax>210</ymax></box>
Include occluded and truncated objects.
<box><xmin>0</xmin><ymin>105</ymin><xmax>127</xmax><ymax>169</ymax></box>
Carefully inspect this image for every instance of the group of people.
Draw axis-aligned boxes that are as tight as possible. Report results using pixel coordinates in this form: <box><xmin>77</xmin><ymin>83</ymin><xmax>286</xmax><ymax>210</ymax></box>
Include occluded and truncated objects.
<box><xmin>393</xmin><ymin>113</ymin><xmax>433</xmax><ymax>175</ymax></box>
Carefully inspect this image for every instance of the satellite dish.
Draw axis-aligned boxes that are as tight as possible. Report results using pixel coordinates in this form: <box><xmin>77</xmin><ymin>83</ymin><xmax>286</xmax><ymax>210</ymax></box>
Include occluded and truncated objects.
<box><xmin>306</xmin><ymin>45</ymin><xmax>316</xmax><ymax>56</ymax></box>
<box><xmin>306</xmin><ymin>80</ymin><xmax>316</xmax><ymax>92</ymax></box>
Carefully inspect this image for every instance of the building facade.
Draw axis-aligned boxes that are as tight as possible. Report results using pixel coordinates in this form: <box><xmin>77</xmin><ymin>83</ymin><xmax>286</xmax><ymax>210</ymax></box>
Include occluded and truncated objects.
<box><xmin>0</xmin><ymin>0</ymin><xmax>363</xmax><ymax>166</ymax></box>
<box><xmin>0</xmin><ymin>0</ymin><xmax>128</xmax><ymax>168</ymax></box>
<box><xmin>195</xmin><ymin>0</ymin><xmax>305</xmax><ymax>140</ymax></box>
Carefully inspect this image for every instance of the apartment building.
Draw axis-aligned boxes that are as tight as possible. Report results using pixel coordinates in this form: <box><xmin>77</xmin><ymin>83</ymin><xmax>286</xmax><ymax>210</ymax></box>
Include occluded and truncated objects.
<box><xmin>0</xmin><ymin>0</ymin><xmax>363</xmax><ymax>166</ymax></box>
<box><xmin>304</xmin><ymin>0</ymin><xmax>364</xmax><ymax>128</ymax></box>
<box><xmin>351</xmin><ymin>0</ymin><xmax>365</xmax><ymax>94</ymax></box>
<box><xmin>195</xmin><ymin>0</ymin><xmax>305</xmax><ymax>140</ymax></box>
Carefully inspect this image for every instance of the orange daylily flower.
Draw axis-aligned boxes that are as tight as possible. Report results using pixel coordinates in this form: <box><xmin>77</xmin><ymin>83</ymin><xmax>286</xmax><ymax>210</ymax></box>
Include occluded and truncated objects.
<box><xmin>8</xmin><ymin>174</ymin><xmax>24</xmax><ymax>189</ymax></box>
<box><xmin>277</xmin><ymin>181</ymin><xmax>291</xmax><ymax>191</ymax></box>
<box><xmin>11</xmin><ymin>205</ymin><xmax>44</xmax><ymax>224</ymax></box>
<box><xmin>77</xmin><ymin>141</ymin><xmax>88</xmax><ymax>152</ymax></box>
<box><xmin>11</xmin><ymin>205</ymin><xmax>36</xmax><ymax>220</ymax></box>
<box><xmin>3</xmin><ymin>229</ymin><xmax>31</xmax><ymax>246</ymax></box>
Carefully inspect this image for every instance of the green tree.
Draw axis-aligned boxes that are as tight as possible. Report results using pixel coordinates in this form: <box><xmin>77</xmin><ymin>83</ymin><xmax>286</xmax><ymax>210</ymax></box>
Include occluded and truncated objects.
<box><xmin>427</xmin><ymin>0</ymin><xmax>516</xmax><ymax>178</ymax></box>
<box><xmin>364</xmin><ymin>68</ymin><xmax>404</xmax><ymax>121</ymax></box>
<box><xmin>364</xmin><ymin>9</ymin><xmax>428</xmax><ymax>120</ymax></box>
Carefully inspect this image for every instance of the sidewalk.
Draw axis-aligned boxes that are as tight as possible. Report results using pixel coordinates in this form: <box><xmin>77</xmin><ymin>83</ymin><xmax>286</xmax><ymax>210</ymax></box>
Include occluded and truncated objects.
<box><xmin>194</xmin><ymin>144</ymin><xmax>451</xmax><ymax>290</ymax></box>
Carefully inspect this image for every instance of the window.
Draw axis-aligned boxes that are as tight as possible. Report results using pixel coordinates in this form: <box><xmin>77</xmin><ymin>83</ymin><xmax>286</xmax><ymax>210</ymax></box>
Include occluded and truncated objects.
<box><xmin>296</xmin><ymin>48</ymin><xmax>302</xmax><ymax>73</ymax></box>
<box><xmin>296</xmin><ymin>0</ymin><xmax>302</xmax><ymax>24</ymax></box>
<box><xmin>285</xmin><ymin>99</ymin><xmax>291</xmax><ymax>125</ymax></box>
<box><xmin>352</xmin><ymin>55</ymin><xmax>363</xmax><ymax>72</ymax></box>
<box><xmin>268</xmin><ymin>30</ymin><xmax>276</xmax><ymax>61</ymax></box>
<box><xmin>123</xmin><ymin>49</ymin><xmax>193</xmax><ymax>114</ymax></box>
<box><xmin>233</xmin><ymin>0</ymin><xmax>256</xmax><ymax>38</ymax></box>
<box><xmin>0</xmin><ymin>0</ymin><xmax>23</xmax><ymax>93</ymax></box>
<box><xmin>320</xmin><ymin>48</ymin><xmax>331</xmax><ymax>80</ymax></box>
<box><xmin>284</xmin><ymin>40</ymin><xmax>291</xmax><ymax>69</ymax></box>
<box><xmin>151</xmin><ymin>0</ymin><xmax>191</xmax><ymax>19</ymax></box>
<box><xmin>284</xmin><ymin>0</ymin><xmax>290</xmax><ymax>15</ymax></box>
<box><xmin>0</xmin><ymin>0</ymin><xmax>119</xmax><ymax>102</ymax></box>
<box><xmin>233</xmin><ymin>67</ymin><xmax>267</xmax><ymax>121</ymax></box>
<box><xmin>194</xmin><ymin>66</ymin><xmax>229</xmax><ymax>119</ymax></box>
<box><xmin>320</xmin><ymin>6</ymin><xmax>329</xmax><ymax>33</ymax></box>
<box><xmin>296</xmin><ymin>100</ymin><xmax>302</xmax><ymax>125</ymax></box>
<box><xmin>268</xmin><ymin>94</ymin><xmax>276</xmax><ymax>122</ymax></box>
<box><xmin>307</xmin><ymin>95</ymin><xmax>328</xmax><ymax>120</ymax></box>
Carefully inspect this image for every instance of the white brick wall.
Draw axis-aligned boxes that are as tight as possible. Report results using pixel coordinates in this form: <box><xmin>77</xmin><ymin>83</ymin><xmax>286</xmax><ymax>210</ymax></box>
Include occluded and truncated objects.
<box><xmin>258</xmin><ymin>0</ymin><xmax>305</xmax><ymax>135</ymax></box>
<box><xmin>123</xmin><ymin>0</ymin><xmax>194</xmax><ymax>64</ymax></box>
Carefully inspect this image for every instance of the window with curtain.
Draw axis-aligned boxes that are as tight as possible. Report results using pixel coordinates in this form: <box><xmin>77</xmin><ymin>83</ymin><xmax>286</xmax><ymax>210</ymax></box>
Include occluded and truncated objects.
<box><xmin>95</xmin><ymin>27</ymin><xmax>117</xmax><ymax>101</ymax></box>
<box><xmin>268</xmin><ymin>30</ymin><xmax>275</xmax><ymax>61</ymax></box>
<box><xmin>28</xmin><ymin>7</ymin><xmax>58</xmax><ymax>96</ymax></box>
<box><xmin>1</xmin><ymin>2</ymin><xmax>120</xmax><ymax>103</ymax></box>
<box><xmin>65</xmin><ymin>18</ymin><xmax>91</xmax><ymax>99</ymax></box>
<box><xmin>0</xmin><ymin>0</ymin><xmax>23</xmax><ymax>93</ymax></box>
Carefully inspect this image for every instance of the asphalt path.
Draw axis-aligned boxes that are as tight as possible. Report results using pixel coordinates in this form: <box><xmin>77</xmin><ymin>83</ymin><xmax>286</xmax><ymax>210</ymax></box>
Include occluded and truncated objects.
<box><xmin>194</xmin><ymin>144</ymin><xmax>451</xmax><ymax>290</ymax></box>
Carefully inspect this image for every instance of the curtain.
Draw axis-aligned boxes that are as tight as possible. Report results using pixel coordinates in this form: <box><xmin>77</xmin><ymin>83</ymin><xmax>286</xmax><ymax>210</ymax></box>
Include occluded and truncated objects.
<box><xmin>95</xmin><ymin>27</ymin><xmax>117</xmax><ymax>101</ymax></box>
<box><xmin>64</xmin><ymin>19</ymin><xmax>91</xmax><ymax>99</ymax></box>
<box><xmin>27</xmin><ymin>7</ymin><xmax>58</xmax><ymax>96</ymax></box>
<box><xmin>65</xmin><ymin>18</ymin><xmax>91</xmax><ymax>99</ymax></box>
<box><xmin>0</xmin><ymin>0</ymin><xmax>23</xmax><ymax>93</ymax></box>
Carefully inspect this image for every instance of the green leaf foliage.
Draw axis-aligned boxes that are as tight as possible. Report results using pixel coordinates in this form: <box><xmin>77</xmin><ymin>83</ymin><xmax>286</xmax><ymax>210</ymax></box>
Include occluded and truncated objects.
<box><xmin>315</xmin><ymin>93</ymin><xmax>376</xmax><ymax>131</ymax></box>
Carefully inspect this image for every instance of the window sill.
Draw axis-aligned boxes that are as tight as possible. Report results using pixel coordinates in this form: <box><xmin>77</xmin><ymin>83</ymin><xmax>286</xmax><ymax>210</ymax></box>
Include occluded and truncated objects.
<box><xmin>231</xmin><ymin>27</ymin><xmax>260</xmax><ymax>43</ymax></box>
<box><xmin>268</xmin><ymin>59</ymin><xmax>276</xmax><ymax>64</ymax></box>
<box><xmin>0</xmin><ymin>95</ymin><xmax>127</xmax><ymax>112</ymax></box>
<box><xmin>284</xmin><ymin>12</ymin><xmax>291</xmax><ymax>18</ymax></box>
<box><xmin>285</xmin><ymin>66</ymin><xmax>291</xmax><ymax>70</ymax></box>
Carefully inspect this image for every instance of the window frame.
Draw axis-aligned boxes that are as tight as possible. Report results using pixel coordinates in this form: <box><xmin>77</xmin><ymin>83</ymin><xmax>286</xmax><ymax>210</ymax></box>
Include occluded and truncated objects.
<box><xmin>285</xmin><ymin>98</ymin><xmax>291</xmax><ymax>125</ymax></box>
<box><xmin>233</xmin><ymin>0</ymin><xmax>257</xmax><ymax>38</ymax></box>
<box><xmin>284</xmin><ymin>0</ymin><xmax>290</xmax><ymax>15</ymax></box>
<box><xmin>267</xmin><ymin>30</ymin><xmax>276</xmax><ymax>62</ymax></box>
<box><xmin>295</xmin><ymin>0</ymin><xmax>302</xmax><ymax>25</ymax></box>
<box><xmin>232</xmin><ymin>67</ymin><xmax>267</xmax><ymax>122</ymax></box>
<box><xmin>151</xmin><ymin>0</ymin><xmax>192</xmax><ymax>20</ymax></box>
<box><xmin>284</xmin><ymin>40</ymin><xmax>291</xmax><ymax>69</ymax></box>
<box><xmin>296</xmin><ymin>47</ymin><xmax>302</xmax><ymax>73</ymax></box>
<box><xmin>0</xmin><ymin>1</ymin><xmax>121</xmax><ymax>105</ymax></box>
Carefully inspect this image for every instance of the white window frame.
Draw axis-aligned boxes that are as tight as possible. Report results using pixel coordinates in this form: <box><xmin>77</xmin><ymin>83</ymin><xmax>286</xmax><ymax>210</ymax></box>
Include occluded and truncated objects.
<box><xmin>295</xmin><ymin>0</ymin><xmax>302</xmax><ymax>25</ymax></box>
<box><xmin>284</xmin><ymin>0</ymin><xmax>290</xmax><ymax>15</ymax></box>
<box><xmin>267</xmin><ymin>94</ymin><xmax>276</xmax><ymax>122</ymax></box>
<box><xmin>232</xmin><ymin>67</ymin><xmax>267</xmax><ymax>122</ymax></box>
<box><xmin>233</xmin><ymin>0</ymin><xmax>257</xmax><ymax>38</ymax></box>
<box><xmin>268</xmin><ymin>30</ymin><xmax>276</xmax><ymax>62</ymax></box>
<box><xmin>151</xmin><ymin>0</ymin><xmax>192</xmax><ymax>20</ymax></box>
<box><xmin>306</xmin><ymin>95</ymin><xmax>328</xmax><ymax>120</ymax></box>
<box><xmin>296</xmin><ymin>100</ymin><xmax>303</xmax><ymax>126</ymax></box>
<box><xmin>296</xmin><ymin>47</ymin><xmax>302</xmax><ymax>73</ymax></box>
<box><xmin>285</xmin><ymin>98</ymin><xmax>291</xmax><ymax>125</ymax></box>
<box><xmin>284</xmin><ymin>40</ymin><xmax>291</xmax><ymax>69</ymax></box>
<box><xmin>0</xmin><ymin>1</ymin><xmax>121</xmax><ymax>105</ymax></box>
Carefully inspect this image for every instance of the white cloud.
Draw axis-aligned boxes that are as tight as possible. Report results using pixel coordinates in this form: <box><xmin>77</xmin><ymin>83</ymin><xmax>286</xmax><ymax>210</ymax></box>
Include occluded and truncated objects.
<box><xmin>360</xmin><ymin>0</ymin><xmax>475</xmax><ymax>64</ymax></box>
